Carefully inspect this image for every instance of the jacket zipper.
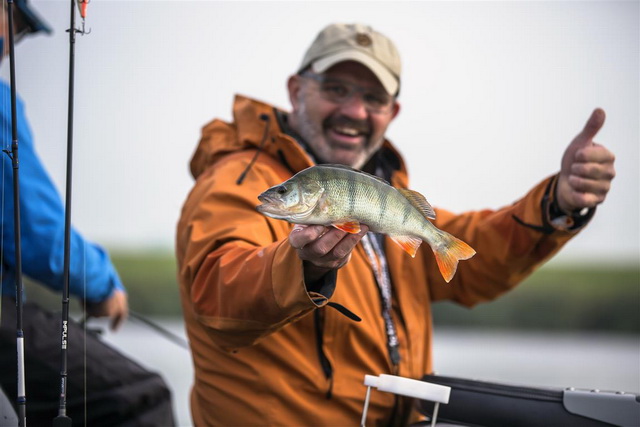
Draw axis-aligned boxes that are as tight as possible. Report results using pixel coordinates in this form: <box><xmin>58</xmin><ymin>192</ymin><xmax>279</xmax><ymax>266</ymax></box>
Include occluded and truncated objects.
<box><xmin>314</xmin><ymin>309</ymin><xmax>333</xmax><ymax>399</ymax></box>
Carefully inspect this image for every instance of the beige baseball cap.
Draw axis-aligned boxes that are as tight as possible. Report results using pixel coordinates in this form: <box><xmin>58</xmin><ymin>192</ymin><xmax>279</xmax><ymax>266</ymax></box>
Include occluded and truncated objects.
<box><xmin>298</xmin><ymin>23</ymin><xmax>401</xmax><ymax>95</ymax></box>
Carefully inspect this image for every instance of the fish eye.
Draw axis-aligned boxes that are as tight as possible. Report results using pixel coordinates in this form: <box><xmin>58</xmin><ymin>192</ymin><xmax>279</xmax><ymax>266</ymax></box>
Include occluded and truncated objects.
<box><xmin>276</xmin><ymin>186</ymin><xmax>288</xmax><ymax>195</ymax></box>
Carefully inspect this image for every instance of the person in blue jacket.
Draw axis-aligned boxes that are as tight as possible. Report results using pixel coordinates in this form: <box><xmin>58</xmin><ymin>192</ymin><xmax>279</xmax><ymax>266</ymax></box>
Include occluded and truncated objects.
<box><xmin>0</xmin><ymin>8</ymin><xmax>127</xmax><ymax>329</ymax></box>
<box><xmin>0</xmin><ymin>1</ymin><xmax>175</xmax><ymax>425</ymax></box>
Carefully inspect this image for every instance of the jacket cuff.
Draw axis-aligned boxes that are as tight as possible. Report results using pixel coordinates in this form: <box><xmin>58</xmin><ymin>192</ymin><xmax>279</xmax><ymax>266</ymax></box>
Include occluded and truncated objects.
<box><xmin>306</xmin><ymin>269</ymin><xmax>337</xmax><ymax>306</ymax></box>
<box><xmin>546</xmin><ymin>175</ymin><xmax>596</xmax><ymax>231</ymax></box>
<box><xmin>512</xmin><ymin>174</ymin><xmax>594</xmax><ymax>234</ymax></box>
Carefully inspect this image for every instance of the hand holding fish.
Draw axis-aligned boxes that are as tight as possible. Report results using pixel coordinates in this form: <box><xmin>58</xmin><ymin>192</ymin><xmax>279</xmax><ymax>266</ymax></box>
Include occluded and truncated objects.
<box><xmin>556</xmin><ymin>108</ymin><xmax>616</xmax><ymax>214</ymax></box>
<box><xmin>290</xmin><ymin>224</ymin><xmax>370</xmax><ymax>283</ymax></box>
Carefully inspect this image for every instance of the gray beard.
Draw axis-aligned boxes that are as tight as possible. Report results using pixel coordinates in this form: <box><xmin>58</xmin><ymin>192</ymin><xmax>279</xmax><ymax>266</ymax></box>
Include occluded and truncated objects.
<box><xmin>291</xmin><ymin>97</ymin><xmax>383</xmax><ymax>169</ymax></box>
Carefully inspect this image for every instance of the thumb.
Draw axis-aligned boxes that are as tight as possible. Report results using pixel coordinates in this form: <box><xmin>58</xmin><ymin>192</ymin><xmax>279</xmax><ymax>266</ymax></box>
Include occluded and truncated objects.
<box><xmin>576</xmin><ymin>108</ymin><xmax>606</xmax><ymax>143</ymax></box>
<box><xmin>561</xmin><ymin>108</ymin><xmax>605</xmax><ymax>176</ymax></box>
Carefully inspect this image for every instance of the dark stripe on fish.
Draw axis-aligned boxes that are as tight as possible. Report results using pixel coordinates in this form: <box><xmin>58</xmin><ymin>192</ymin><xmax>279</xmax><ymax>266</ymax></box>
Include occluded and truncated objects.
<box><xmin>378</xmin><ymin>188</ymin><xmax>389</xmax><ymax>226</ymax></box>
<box><xmin>402</xmin><ymin>203</ymin><xmax>412</xmax><ymax>225</ymax></box>
<box><xmin>348</xmin><ymin>175</ymin><xmax>357</xmax><ymax>215</ymax></box>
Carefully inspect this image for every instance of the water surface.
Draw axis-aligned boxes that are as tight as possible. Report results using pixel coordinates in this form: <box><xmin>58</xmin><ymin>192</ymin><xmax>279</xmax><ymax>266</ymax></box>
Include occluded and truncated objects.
<box><xmin>97</xmin><ymin>319</ymin><xmax>639</xmax><ymax>426</ymax></box>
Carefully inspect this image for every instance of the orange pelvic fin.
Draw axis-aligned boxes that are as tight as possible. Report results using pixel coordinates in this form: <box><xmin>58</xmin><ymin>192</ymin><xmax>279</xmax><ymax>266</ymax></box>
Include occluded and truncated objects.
<box><xmin>432</xmin><ymin>234</ymin><xmax>476</xmax><ymax>283</ymax></box>
<box><xmin>390</xmin><ymin>235</ymin><xmax>423</xmax><ymax>258</ymax></box>
<box><xmin>332</xmin><ymin>221</ymin><xmax>361</xmax><ymax>234</ymax></box>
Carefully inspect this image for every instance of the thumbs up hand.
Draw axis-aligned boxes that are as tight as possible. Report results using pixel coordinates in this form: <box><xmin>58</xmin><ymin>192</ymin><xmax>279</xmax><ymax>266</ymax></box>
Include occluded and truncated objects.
<box><xmin>556</xmin><ymin>108</ymin><xmax>616</xmax><ymax>214</ymax></box>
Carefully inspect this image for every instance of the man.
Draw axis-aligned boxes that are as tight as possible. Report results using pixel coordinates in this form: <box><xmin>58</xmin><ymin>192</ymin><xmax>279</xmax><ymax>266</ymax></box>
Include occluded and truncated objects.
<box><xmin>176</xmin><ymin>23</ymin><xmax>615</xmax><ymax>425</ymax></box>
<box><xmin>0</xmin><ymin>1</ymin><xmax>175</xmax><ymax>425</ymax></box>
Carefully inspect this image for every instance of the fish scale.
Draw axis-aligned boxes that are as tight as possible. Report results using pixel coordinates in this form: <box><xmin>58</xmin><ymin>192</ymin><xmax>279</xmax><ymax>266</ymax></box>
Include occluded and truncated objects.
<box><xmin>312</xmin><ymin>166</ymin><xmax>409</xmax><ymax>233</ymax></box>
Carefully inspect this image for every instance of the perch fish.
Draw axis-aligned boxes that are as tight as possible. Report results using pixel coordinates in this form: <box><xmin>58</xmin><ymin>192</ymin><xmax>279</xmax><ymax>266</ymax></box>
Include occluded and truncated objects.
<box><xmin>257</xmin><ymin>164</ymin><xmax>475</xmax><ymax>282</ymax></box>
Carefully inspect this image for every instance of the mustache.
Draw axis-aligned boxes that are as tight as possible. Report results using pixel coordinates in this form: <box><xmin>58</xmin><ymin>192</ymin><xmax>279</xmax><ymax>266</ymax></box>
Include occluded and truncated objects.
<box><xmin>324</xmin><ymin>115</ymin><xmax>370</xmax><ymax>134</ymax></box>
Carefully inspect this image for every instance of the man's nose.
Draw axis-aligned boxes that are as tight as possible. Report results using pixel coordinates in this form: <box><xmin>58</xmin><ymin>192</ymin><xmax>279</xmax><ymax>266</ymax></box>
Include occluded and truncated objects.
<box><xmin>337</xmin><ymin>93</ymin><xmax>369</xmax><ymax>120</ymax></box>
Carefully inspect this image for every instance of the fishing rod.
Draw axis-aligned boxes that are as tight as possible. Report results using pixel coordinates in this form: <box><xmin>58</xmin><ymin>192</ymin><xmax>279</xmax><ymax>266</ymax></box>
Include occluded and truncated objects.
<box><xmin>78</xmin><ymin>310</ymin><xmax>190</xmax><ymax>350</ymax></box>
<box><xmin>3</xmin><ymin>1</ymin><xmax>27</xmax><ymax>425</ymax></box>
<box><xmin>53</xmin><ymin>1</ymin><xmax>89</xmax><ymax>426</ymax></box>
<box><xmin>129</xmin><ymin>310</ymin><xmax>189</xmax><ymax>350</ymax></box>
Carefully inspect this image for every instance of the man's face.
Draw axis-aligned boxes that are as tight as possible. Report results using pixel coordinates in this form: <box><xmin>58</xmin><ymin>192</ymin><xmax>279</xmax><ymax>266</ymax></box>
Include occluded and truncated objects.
<box><xmin>287</xmin><ymin>61</ymin><xmax>400</xmax><ymax>169</ymax></box>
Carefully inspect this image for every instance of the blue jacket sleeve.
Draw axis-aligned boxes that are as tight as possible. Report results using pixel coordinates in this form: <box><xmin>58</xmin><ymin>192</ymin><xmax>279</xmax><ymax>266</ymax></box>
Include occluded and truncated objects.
<box><xmin>1</xmin><ymin>81</ymin><xmax>124</xmax><ymax>302</ymax></box>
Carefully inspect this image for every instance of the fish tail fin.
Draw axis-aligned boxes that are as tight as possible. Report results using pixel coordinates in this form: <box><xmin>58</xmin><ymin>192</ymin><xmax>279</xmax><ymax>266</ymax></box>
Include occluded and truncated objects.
<box><xmin>432</xmin><ymin>233</ymin><xmax>476</xmax><ymax>283</ymax></box>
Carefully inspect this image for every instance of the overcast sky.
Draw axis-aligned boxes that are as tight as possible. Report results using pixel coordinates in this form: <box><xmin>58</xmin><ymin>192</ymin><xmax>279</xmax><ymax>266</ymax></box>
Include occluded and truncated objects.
<box><xmin>2</xmin><ymin>0</ymin><xmax>638</xmax><ymax>265</ymax></box>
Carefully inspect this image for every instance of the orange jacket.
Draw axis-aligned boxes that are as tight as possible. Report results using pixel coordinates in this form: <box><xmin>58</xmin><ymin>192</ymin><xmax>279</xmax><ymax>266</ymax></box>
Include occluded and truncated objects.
<box><xmin>176</xmin><ymin>95</ymin><xmax>582</xmax><ymax>426</ymax></box>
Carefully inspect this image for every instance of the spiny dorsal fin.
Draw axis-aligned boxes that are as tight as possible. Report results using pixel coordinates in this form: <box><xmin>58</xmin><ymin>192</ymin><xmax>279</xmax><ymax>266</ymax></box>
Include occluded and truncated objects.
<box><xmin>316</xmin><ymin>164</ymin><xmax>391</xmax><ymax>185</ymax></box>
<box><xmin>398</xmin><ymin>188</ymin><xmax>436</xmax><ymax>220</ymax></box>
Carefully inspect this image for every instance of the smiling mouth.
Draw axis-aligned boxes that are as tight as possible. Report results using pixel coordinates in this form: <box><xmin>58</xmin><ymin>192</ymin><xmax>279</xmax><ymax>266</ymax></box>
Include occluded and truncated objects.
<box><xmin>324</xmin><ymin>116</ymin><xmax>370</xmax><ymax>141</ymax></box>
<box><xmin>327</xmin><ymin>125</ymin><xmax>369</xmax><ymax>145</ymax></box>
<box><xmin>333</xmin><ymin>125</ymin><xmax>361</xmax><ymax>137</ymax></box>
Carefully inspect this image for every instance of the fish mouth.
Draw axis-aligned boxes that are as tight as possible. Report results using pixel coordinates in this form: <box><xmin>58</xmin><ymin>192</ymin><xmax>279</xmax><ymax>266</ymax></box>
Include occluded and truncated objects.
<box><xmin>257</xmin><ymin>193</ymin><xmax>274</xmax><ymax>204</ymax></box>
<box><xmin>256</xmin><ymin>202</ymin><xmax>283</xmax><ymax>216</ymax></box>
<box><xmin>256</xmin><ymin>203</ymin><xmax>295</xmax><ymax>221</ymax></box>
<box><xmin>256</xmin><ymin>194</ymin><xmax>288</xmax><ymax>218</ymax></box>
